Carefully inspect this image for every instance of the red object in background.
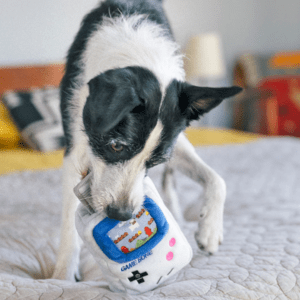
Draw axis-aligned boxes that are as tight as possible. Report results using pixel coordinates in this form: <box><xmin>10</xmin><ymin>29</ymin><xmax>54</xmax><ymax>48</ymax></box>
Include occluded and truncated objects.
<box><xmin>257</xmin><ymin>77</ymin><xmax>300</xmax><ymax>137</ymax></box>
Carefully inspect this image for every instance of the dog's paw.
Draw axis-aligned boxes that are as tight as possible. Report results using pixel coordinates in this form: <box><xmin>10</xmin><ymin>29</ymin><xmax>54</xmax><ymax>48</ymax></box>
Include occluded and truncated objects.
<box><xmin>194</xmin><ymin>207</ymin><xmax>223</xmax><ymax>254</ymax></box>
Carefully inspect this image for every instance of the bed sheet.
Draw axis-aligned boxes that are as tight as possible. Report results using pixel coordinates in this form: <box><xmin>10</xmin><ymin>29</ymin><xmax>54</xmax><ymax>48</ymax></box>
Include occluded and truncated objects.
<box><xmin>0</xmin><ymin>137</ymin><xmax>299</xmax><ymax>299</ymax></box>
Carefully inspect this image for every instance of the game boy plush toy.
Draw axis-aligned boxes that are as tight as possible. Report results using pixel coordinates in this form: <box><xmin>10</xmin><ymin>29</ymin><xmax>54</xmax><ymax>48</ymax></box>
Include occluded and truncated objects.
<box><xmin>75</xmin><ymin>174</ymin><xmax>192</xmax><ymax>295</ymax></box>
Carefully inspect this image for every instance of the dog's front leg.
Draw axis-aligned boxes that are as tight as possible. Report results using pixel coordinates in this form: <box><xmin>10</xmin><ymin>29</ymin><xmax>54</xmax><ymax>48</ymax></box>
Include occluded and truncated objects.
<box><xmin>168</xmin><ymin>132</ymin><xmax>225</xmax><ymax>254</ymax></box>
<box><xmin>52</xmin><ymin>154</ymin><xmax>82</xmax><ymax>281</ymax></box>
<box><xmin>162</xmin><ymin>166</ymin><xmax>185</xmax><ymax>224</ymax></box>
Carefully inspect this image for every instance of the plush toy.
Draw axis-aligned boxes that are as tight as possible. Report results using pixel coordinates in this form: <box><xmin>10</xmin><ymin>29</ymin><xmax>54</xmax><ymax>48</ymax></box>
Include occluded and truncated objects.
<box><xmin>75</xmin><ymin>174</ymin><xmax>192</xmax><ymax>295</ymax></box>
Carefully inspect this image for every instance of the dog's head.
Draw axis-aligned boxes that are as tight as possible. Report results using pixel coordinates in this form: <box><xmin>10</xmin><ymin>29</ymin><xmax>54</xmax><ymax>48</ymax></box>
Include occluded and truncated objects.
<box><xmin>83</xmin><ymin>66</ymin><xmax>241</xmax><ymax>220</ymax></box>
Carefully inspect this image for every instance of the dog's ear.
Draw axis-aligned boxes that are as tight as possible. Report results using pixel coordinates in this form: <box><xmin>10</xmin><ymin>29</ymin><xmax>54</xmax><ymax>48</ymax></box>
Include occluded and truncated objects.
<box><xmin>83</xmin><ymin>70</ymin><xmax>142</xmax><ymax>134</ymax></box>
<box><xmin>178</xmin><ymin>82</ymin><xmax>242</xmax><ymax>121</ymax></box>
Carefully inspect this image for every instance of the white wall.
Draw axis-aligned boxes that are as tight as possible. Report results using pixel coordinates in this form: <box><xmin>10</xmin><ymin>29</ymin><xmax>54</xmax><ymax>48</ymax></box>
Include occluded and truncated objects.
<box><xmin>1</xmin><ymin>0</ymin><xmax>299</xmax><ymax>127</ymax></box>
<box><xmin>1</xmin><ymin>0</ymin><xmax>299</xmax><ymax>70</ymax></box>
<box><xmin>164</xmin><ymin>0</ymin><xmax>300</xmax><ymax>75</ymax></box>
<box><xmin>163</xmin><ymin>0</ymin><xmax>300</xmax><ymax>127</ymax></box>
<box><xmin>0</xmin><ymin>0</ymin><xmax>99</xmax><ymax>66</ymax></box>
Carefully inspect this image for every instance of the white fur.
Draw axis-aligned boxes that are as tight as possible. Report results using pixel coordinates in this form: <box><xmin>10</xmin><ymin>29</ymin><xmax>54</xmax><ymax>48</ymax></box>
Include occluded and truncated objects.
<box><xmin>90</xmin><ymin>121</ymin><xmax>163</xmax><ymax>213</ymax></box>
<box><xmin>68</xmin><ymin>14</ymin><xmax>185</xmax><ymax>133</ymax></box>
<box><xmin>82</xmin><ymin>15</ymin><xmax>185</xmax><ymax>90</ymax></box>
<box><xmin>52</xmin><ymin>156</ymin><xmax>83</xmax><ymax>280</ymax></box>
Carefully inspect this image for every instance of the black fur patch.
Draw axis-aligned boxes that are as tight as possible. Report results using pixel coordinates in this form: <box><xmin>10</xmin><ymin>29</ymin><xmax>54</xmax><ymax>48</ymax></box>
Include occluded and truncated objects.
<box><xmin>83</xmin><ymin>67</ymin><xmax>161</xmax><ymax>164</ymax></box>
<box><xmin>145</xmin><ymin>82</ymin><xmax>242</xmax><ymax>168</ymax></box>
<box><xmin>83</xmin><ymin>69</ymin><xmax>241</xmax><ymax>167</ymax></box>
<box><xmin>177</xmin><ymin>84</ymin><xmax>242</xmax><ymax>122</ymax></box>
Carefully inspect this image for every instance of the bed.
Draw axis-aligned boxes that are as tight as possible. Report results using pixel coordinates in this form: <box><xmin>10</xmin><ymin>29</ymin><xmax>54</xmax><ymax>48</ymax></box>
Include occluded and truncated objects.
<box><xmin>1</xmin><ymin>65</ymin><xmax>299</xmax><ymax>299</ymax></box>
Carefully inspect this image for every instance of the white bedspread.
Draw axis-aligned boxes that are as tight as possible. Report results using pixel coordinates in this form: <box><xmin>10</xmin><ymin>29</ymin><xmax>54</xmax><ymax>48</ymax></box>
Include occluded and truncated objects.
<box><xmin>1</xmin><ymin>137</ymin><xmax>300</xmax><ymax>299</ymax></box>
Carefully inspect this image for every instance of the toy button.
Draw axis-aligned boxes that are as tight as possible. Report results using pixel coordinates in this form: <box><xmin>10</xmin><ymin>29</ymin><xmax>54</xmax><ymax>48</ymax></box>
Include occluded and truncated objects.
<box><xmin>169</xmin><ymin>238</ymin><xmax>176</xmax><ymax>247</ymax></box>
<box><xmin>166</xmin><ymin>251</ymin><xmax>173</xmax><ymax>261</ymax></box>
<box><xmin>128</xmin><ymin>270</ymin><xmax>148</xmax><ymax>284</ymax></box>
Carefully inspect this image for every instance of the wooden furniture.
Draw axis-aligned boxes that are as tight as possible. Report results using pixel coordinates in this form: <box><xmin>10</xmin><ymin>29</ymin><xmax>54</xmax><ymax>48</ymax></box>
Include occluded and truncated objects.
<box><xmin>0</xmin><ymin>63</ymin><xmax>64</xmax><ymax>94</ymax></box>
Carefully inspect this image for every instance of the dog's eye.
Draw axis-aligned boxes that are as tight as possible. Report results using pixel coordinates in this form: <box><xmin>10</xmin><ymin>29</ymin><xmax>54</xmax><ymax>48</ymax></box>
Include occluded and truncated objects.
<box><xmin>111</xmin><ymin>141</ymin><xmax>124</xmax><ymax>152</ymax></box>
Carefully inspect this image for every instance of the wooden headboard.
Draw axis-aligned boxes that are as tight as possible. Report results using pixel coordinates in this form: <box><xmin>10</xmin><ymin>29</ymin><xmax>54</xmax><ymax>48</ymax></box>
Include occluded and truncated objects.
<box><xmin>0</xmin><ymin>63</ymin><xmax>65</xmax><ymax>94</ymax></box>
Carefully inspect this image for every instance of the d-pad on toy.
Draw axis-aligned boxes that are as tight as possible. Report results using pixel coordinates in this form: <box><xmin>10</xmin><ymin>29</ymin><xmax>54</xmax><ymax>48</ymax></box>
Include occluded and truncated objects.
<box><xmin>128</xmin><ymin>270</ymin><xmax>148</xmax><ymax>284</ymax></box>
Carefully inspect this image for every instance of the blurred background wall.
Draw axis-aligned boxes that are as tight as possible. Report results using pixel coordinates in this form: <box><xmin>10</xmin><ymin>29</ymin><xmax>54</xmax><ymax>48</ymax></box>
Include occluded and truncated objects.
<box><xmin>1</xmin><ymin>0</ymin><xmax>300</xmax><ymax>69</ymax></box>
<box><xmin>165</xmin><ymin>0</ymin><xmax>300</xmax><ymax>74</ymax></box>
<box><xmin>1</xmin><ymin>0</ymin><xmax>300</xmax><ymax>127</ymax></box>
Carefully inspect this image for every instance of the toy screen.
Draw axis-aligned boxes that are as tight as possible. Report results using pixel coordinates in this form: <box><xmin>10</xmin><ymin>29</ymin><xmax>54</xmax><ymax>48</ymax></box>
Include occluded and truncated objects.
<box><xmin>108</xmin><ymin>207</ymin><xmax>157</xmax><ymax>254</ymax></box>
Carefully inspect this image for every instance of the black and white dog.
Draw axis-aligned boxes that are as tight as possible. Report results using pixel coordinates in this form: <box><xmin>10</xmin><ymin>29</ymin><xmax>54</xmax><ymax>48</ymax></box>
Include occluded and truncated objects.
<box><xmin>52</xmin><ymin>0</ymin><xmax>242</xmax><ymax>281</ymax></box>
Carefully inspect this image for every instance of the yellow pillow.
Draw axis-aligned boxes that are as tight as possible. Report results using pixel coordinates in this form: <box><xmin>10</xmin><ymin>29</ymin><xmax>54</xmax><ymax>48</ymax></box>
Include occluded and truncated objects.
<box><xmin>0</xmin><ymin>102</ymin><xmax>21</xmax><ymax>148</ymax></box>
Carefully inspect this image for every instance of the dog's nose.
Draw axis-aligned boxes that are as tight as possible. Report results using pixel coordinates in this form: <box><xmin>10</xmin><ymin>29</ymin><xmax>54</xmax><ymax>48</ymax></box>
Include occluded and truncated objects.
<box><xmin>106</xmin><ymin>205</ymin><xmax>133</xmax><ymax>221</ymax></box>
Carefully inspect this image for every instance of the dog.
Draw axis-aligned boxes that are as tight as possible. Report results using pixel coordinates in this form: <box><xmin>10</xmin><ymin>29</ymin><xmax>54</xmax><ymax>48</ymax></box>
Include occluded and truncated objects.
<box><xmin>52</xmin><ymin>0</ymin><xmax>242</xmax><ymax>281</ymax></box>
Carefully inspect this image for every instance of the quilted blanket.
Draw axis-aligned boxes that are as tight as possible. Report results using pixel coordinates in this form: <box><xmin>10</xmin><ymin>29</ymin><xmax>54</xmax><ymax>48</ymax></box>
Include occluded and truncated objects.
<box><xmin>0</xmin><ymin>137</ymin><xmax>300</xmax><ymax>299</ymax></box>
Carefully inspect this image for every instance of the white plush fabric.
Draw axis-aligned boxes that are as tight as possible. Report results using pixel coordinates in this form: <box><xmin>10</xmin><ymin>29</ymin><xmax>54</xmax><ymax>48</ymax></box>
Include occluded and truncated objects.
<box><xmin>75</xmin><ymin>176</ymin><xmax>192</xmax><ymax>294</ymax></box>
<box><xmin>1</xmin><ymin>137</ymin><xmax>300</xmax><ymax>299</ymax></box>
